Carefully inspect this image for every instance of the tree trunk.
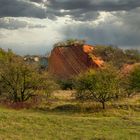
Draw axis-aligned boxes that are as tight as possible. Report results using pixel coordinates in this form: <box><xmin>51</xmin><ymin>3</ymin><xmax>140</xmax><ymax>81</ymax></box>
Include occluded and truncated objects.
<box><xmin>102</xmin><ymin>102</ymin><xmax>105</xmax><ymax>109</ymax></box>
<box><xmin>14</xmin><ymin>93</ymin><xmax>18</xmax><ymax>102</ymax></box>
<box><xmin>21</xmin><ymin>92</ymin><xmax>24</xmax><ymax>102</ymax></box>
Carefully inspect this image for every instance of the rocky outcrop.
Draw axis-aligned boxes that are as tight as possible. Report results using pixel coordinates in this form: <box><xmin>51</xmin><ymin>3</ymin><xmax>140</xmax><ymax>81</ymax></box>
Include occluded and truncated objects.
<box><xmin>48</xmin><ymin>44</ymin><xmax>104</xmax><ymax>79</ymax></box>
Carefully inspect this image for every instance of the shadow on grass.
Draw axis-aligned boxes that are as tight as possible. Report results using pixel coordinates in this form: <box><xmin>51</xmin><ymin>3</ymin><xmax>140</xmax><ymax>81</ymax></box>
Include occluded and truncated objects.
<box><xmin>37</xmin><ymin>103</ymin><xmax>105</xmax><ymax>114</ymax></box>
<box><xmin>53</xmin><ymin>104</ymin><xmax>81</xmax><ymax>112</ymax></box>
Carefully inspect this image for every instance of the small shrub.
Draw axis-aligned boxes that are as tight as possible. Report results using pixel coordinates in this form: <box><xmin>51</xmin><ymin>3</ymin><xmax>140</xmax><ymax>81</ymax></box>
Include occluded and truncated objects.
<box><xmin>58</xmin><ymin>79</ymin><xmax>75</xmax><ymax>90</ymax></box>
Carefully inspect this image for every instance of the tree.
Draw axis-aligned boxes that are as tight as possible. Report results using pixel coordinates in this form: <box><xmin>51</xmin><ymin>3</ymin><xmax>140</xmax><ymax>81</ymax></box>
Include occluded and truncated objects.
<box><xmin>0</xmin><ymin>48</ymin><xmax>59</xmax><ymax>103</ymax></box>
<box><xmin>75</xmin><ymin>70</ymin><xmax>96</xmax><ymax>100</ymax></box>
<box><xmin>128</xmin><ymin>66</ymin><xmax>140</xmax><ymax>93</ymax></box>
<box><xmin>37</xmin><ymin>71</ymin><xmax>59</xmax><ymax>98</ymax></box>
<box><xmin>75</xmin><ymin>66</ymin><xmax>121</xmax><ymax>109</ymax></box>
<box><xmin>120</xmin><ymin>65</ymin><xmax>140</xmax><ymax>97</ymax></box>
<box><xmin>0</xmin><ymin>59</ymin><xmax>37</xmax><ymax>102</ymax></box>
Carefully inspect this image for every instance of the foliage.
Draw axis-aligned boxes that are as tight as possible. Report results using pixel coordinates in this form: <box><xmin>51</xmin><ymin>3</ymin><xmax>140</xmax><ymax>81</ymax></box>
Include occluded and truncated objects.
<box><xmin>54</xmin><ymin>39</ymin><xmax>85</xmax><ymax>48</ymax></box>
<box><xmin>75</xmin><ymin>69</ymin><xmax>96</xmax><ymax>100</ymax></box>
<box><xmin>125</xmin><ymin>49</ymin><xmax>140</xmax><ymax>63</ymax></box>
<box><xmin>120</xmin><ymin>65</ymin><xmax>140</xmax><ymax>97</ymax></box>
<box><xmin>38</xmin><ymin>71</ymin><xmax>59</xmax><ymax>98</ymax></box>
<box><xmin>0</xmin><ymin>58</ymin><xmax>39</xmax><ymax>102</ymax></box>
<box><xmin>0</xmin><ymin>50</ymin><xmax>58</xmax><ymax>103</ymax></box>
<box><xmin>94</xmin><ymin>45</ymin><xmax>126</xmax><ymax>68</ymax></box>
<box><xmin>94</xmin><ymin>45</ymin><xmax>140</xmax><ymax>68</ymax></box>
<box><xmin>75</xmin><ymin>66</ymin><xmax>122</xmax><ymax>109</ymax></box>
<box><xmin>0</xmin><ymin>48</ymin><xmax>15</xmax><ymax>63</ymax></box>
<box><xmin>128</xmin><ymin>65</ymin><xmax>140</xmax><ymax>92</ymax></box>
<box><xmin>58</xmin><ymin>79</ymin><xmax>75</xmax><ymax>90</ymax></box>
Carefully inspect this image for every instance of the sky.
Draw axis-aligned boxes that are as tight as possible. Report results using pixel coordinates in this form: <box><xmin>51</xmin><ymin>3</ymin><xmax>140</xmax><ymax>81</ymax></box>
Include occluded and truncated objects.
<box><xmin>0</xmin><ymin>0</ymin><xmax>140</xmax><ymax>55</ymax></box>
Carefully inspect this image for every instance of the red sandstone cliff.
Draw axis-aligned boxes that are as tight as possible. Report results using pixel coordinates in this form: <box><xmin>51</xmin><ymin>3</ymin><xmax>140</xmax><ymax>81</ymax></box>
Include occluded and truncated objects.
<box><xmin>48</xmin><ymin>44</ymin><xmax>104</xmax><ymax>79</ymax></box>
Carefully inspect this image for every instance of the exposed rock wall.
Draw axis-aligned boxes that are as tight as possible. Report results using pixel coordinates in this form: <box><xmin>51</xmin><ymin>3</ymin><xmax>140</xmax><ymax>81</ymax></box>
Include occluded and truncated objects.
<box><xmin>48</xmin><ymin>45</ymin><xmax>103</xmax><ymax>79</ymax></box>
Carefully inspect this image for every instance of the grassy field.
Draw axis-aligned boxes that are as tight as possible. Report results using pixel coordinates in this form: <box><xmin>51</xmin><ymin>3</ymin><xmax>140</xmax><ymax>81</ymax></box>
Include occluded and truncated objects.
<box><xmin>0</xmin><ymin>91</ymin><xmax>140</xmax><ymax>140</ymax></box>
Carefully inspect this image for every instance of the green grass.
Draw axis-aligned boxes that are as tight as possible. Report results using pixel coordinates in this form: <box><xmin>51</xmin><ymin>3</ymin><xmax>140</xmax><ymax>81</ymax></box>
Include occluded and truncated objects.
<box><xmin>0</xmin><ymin>107</ymin><xmax>140</xmax><ymax>140</ymax></box>
<box><xmin>0</xmin><ymin>92</ymin><xmax>140</xmax><ymax>140</ymax></box>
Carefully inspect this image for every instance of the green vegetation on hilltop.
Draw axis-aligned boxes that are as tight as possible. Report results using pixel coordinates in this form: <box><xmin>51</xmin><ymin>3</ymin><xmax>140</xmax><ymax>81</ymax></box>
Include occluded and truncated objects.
<box><xmin>94</xmin><ymin>45</ymin><xmax>140</xmax><ymax>68</ymax></box>
<box><xmin>53</xmin><ymin>39</ymin><xmax>85</xmax><ymax>48</ymax></box>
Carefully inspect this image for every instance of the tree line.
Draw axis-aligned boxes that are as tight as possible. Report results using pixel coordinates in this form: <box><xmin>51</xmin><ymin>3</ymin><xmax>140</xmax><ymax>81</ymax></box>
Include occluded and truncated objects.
<box><xmin>0</xmin><ymin>45</ymin><xmax>140</xmax><ymax>110</ymax></box>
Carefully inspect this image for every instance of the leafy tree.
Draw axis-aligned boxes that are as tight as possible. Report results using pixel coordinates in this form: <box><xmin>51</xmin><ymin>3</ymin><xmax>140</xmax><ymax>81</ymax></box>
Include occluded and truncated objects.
<box><xmin>0</xmin><ymin>57</ymin><xmax>58</xmax><ymax>102</ymax></box>
<box><xmin>37</xmin><ymin>71</ymin><xmax>59</xmax><ymax>98</ymax></box>
<box><xmin>0</xmin><ymin>48</ymin><xmax>59</xmax><ymax>103</ymax></box>
<box><xmin>120</xmin><ymin>65</ymin><xmax>140</xmax><ymax>97</ymax></box>
<box><xmin>0</xmin><ymin>59</ymin><xmax>37</xmax><ymax>102</ymax></box>
<box><xmin>75</xmin><ymin>70</ymin><xmax>96</xmax><ymax>100</ymax></box>
<box><xmin>128</xmin><ymin>66</ymin><xmax>140</xmax><ymax>93</ymax></box>
<box><xmin>75</xmin><ymin>66</ymin><xmax>121</xmax><ymax>109</ymax></box>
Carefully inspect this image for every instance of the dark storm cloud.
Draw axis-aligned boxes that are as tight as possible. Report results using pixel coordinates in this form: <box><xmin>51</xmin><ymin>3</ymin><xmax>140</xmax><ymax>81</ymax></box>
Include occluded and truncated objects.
<box><xmin>29</xmin><ymin>0</ymin><xmax>45</xmax><ymax>3</ymax></box>
<box><xmin>46</xmin><ymin>0</ymin><xmax>140</xmax><ymax>21</ymax></box>
<box><xmin>0</xmin><ymin>0</ymin><xmax>46</xmax><ymax>18</ymax></box>
<box><xmin>48</xmin><ymin>0</ymin><xmax>140</xmax><ymax>11</ymax></box>
<box><xmin>46</xmin><ymin>8</ymin><xmax>99</xmax><ymax>21</ymax></box>
<box><xmin>1</xmin><ymin>0</ymin><xmax>140</xmax><ymax>21</ymax></box>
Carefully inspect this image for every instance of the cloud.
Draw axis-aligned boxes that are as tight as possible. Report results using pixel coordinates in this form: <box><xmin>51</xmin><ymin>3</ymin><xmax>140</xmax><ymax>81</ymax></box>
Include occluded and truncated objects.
<box><xmin>29</xmin><ymin>0</ymin><xmax>46</xmax><ymax>3</ymax></box>
<box><xmin>0</xmin><ymin>18</ymin><xmax>47</xmax><ymax>29</ymax></box>
<box><xmin>45</xmin><ymin>0</ymin><xmax>140</xmax><ymax>21</ymax></box>
<box><xmin>61</xmin><ymin>11</ymin><xmax>140</xmax><ymax>47</ymax></box>
<box><xmin>0</xmin><ymin>21</ymin><xmax>65</xmax><ymax>55</ymax></box>
<box><xmin>0</xmin><ymin>0</ymin><xmax>140</xmax><ymax>54</ymax></box>
<box><xmin>0</xmin><ymin>0</ymin><xmax>46</xmax><ymax>18</ymax></box>
<box><xmin>47</xmin><ymin>0</ymin><xmax>140</xmax><ymax>11</ymax></box>
<box><xmin>1</xmin><ymin>0</ymin><xmax>140</xmax><ymax>21</ymax></box>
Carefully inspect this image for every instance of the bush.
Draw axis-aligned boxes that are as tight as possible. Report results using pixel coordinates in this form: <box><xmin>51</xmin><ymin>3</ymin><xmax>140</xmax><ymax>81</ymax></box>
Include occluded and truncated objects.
<box><xmin>58</xmin><ymin>79</ymin><xmax>75</xmax><ymax>90</ymax></box>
